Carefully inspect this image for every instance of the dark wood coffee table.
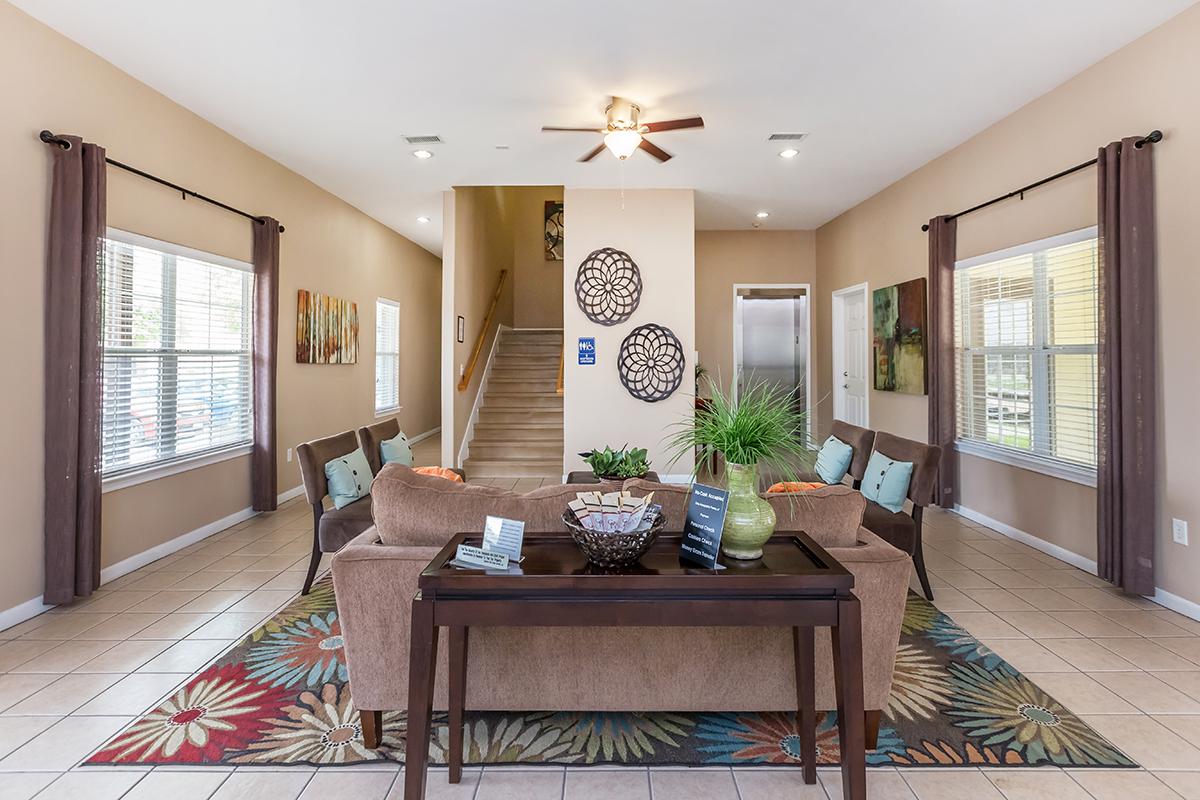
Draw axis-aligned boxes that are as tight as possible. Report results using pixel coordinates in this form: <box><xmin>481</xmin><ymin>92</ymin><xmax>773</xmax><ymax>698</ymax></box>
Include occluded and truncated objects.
<box><xmin>402</xmin><ymin>531</ymin><xmax>866</xmax><ymax>800</ymax></box>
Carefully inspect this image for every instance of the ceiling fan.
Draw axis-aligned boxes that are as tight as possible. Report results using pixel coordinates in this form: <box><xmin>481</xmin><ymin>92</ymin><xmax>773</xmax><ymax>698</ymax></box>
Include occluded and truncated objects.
<box><xmin>542</xmin><ymin>96</ymin><xmax>704</xmax><ymax>163</ymax></box>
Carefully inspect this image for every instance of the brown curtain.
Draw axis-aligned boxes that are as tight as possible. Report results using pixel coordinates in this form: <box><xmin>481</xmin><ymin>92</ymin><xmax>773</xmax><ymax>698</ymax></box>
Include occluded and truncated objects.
<box><xmin>1097</xmin><ymin>138</ymin><xmax>1157</xmax><ymax>596</ymax></box>
<box><xmin>43</xmin><ymin>135</ymin><xmax>106</xmax><ymax>604</ymax></box>
<box><xmin>252</xmin><ymin>218</ymin><xmax>280</xmax><ymax>511</ymax></box>
<box><xmin>926</xmin><ymin>215</ymin><xmax>958</xmax><ymax>507</ymax></box>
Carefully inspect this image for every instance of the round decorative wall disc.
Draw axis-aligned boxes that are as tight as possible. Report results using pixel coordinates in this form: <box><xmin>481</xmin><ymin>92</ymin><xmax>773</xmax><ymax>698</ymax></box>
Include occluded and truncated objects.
<box><xmin>617</xmin><ymin>323</ymin><xmax>685</xmax><ymax>403</ymax></box>
<box><xmin>575</xmin><ymin>247</ymin><xmax>642</xmax><ymax>326</ymax></box>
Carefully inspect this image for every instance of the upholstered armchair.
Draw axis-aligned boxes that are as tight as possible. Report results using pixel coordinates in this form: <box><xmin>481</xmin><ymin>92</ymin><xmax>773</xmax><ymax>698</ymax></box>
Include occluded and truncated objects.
<box><xmin>357</xmin><ymin>418</ymin><xmax>467</xmax><ymax>480</ymax></box>
<box><xmin>859</xmin><ymin>432</ymin><xmax>942</xmax><ymax>601</ymax></box>
<box><xmin>826</xmin><ymin>419</ymin><xmax>876</xmax><ymax>490</ymax></box>
<box><xmin>296</xmin><ymin>430</ymin><xmax>376</xmax><ymax>595</ymax></box>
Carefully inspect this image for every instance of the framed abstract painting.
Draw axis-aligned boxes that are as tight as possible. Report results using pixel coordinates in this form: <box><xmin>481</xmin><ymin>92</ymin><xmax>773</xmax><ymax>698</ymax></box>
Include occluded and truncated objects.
<box><xmin>873</xmin><ymin>277</ymin><xmax>927</xmax><ymax>394</ymax></box>
<box><xmin>544</xmin><ymin>200</ymin><xmax>564</xmax><ymax>261</ymax></box>
<box><xmin>296</xmin><ymin>290</ymin><xmax>359</xmax><ymax>364</ymax></box>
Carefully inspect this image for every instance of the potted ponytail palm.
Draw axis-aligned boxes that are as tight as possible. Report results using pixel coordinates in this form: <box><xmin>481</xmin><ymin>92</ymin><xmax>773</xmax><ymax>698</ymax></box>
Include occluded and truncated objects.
<box><xmin>667</xmin><ymin>378</ymin><xmax>814</xmax><ymax>560</ymax></box>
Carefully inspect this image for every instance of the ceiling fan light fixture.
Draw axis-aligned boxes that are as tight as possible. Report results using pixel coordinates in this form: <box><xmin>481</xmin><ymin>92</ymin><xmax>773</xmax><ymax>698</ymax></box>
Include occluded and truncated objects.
<box><xmin>604</xmin><ymin>128</ymin><xmax>643</xmax><ymax>160</ymax></box>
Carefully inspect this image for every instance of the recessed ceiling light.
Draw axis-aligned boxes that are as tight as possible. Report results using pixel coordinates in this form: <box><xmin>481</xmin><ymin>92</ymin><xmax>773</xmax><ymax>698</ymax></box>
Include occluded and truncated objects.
<box><xmin>412</xmin><ymin>149</ymin><xmax>434</xmax><ymax>160</ymax></box>
<box><xmin>495</xmin><ymin>144</ymin><xmax>510</xmax><ymax>150</ymax></box>
<box><xmin>755</xmin><ymin>211</ymin><xmax>770</xmax><ymax>219</ymax></box>
<box><xmin>416</xmin><ymin>216</ymin><xmax>431</xmax><ymax>224</ymax></box>
<box><xmin>778</xmin><ymin>148</ymin><xmax>800</xmax><ymax>159</ymax></box>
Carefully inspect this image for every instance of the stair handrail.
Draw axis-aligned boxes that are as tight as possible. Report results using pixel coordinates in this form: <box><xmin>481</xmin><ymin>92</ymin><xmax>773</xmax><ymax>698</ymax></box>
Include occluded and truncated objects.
<box><xmin>556</xmin><ymin>340</ymin><xmax>565</xmax><ymax>396</ymax></box>
<box><xmin>457</xmin><ymin>269</ymin><xmax>509</xmax><ymax>392</ymax></box>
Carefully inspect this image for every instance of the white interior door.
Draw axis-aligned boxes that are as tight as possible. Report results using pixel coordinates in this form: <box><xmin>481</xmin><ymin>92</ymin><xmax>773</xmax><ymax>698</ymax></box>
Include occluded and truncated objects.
<box><xmin>833</xmin><ymin>285</ymin><xmax>869</xmax><ymax>427</ymax></box>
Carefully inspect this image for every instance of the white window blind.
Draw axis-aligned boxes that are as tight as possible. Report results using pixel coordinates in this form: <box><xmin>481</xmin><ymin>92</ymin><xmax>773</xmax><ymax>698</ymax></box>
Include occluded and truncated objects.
<box><xmin>375</xmin><ymin>298</ymin><xmax>400</xmax><ymax>413</ymax></box>
<box><xmin>101</xmin><ymin>231</ymin><xmax>254</xmax><ymax>478</ymax></box>
<box><xmin>954</xmin><ymin>228</ymin><xmax>1098</xmax><ymax>479</ymax></box>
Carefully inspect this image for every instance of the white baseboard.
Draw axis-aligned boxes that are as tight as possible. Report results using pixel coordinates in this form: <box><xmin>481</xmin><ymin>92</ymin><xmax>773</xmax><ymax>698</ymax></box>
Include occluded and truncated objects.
<box><xmin>408</xmin><ymin>426</ymin><xmax>441</xmax><ymax>445</ymax></box>
<box><xmin>954</xmin><ymin>504</ymin><xmax>1200</xmax><ymax>623</ymax></box>
<box><xmin>0</xmin><ymin>482</ymin><xmax>304</xmax><ymax>634</ymax></box>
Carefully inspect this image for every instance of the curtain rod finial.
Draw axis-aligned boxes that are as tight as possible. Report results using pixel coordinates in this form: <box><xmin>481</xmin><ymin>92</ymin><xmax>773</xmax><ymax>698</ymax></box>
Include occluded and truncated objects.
<box><xmin>39</xmin><ymin>130</ymin><xmax>71</xmax><ymax>150</ymax></box>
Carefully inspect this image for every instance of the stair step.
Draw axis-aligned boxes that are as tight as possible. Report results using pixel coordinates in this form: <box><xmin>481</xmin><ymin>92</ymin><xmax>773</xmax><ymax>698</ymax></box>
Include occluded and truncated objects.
<box><xmin>488</xmin><ymin>379</ymin><xmax>559</xmax><ymax>392</ymax></box>
<box><xmin>463</xmin><ymin>458</ymin><xmax>561</xmax><ymax>478</ymax></box>
<box><xmin>484</xmin><ymin>395</ymin><xmax>562</xmax><ymax>409</ymax></box>
<box><xmin>469</xmin><ymin>442</ymin><xmax>562</xmax><ymax>459</ymax></box>
<box><xmin>474</xmin><ymin>425</ymin><xmax>563</xmax><ymax>440</ymax></box>
<box><xmin>494</xmin><ymin>357</ymin><xmax>560</xmax><ymax>368</ymax></box>
<box><xmin>478</xmin><ymin>409</ymin><xmax>563</xmax><ymax>424</ymax></box>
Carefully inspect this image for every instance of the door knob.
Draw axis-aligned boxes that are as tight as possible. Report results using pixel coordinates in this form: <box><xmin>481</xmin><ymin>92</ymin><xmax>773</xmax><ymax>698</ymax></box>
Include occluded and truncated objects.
<box><xmin>843</xmin><ymin>383</ymin><xmax>849</xmax><ymax>389</ymax></box>
<box><xmin>843</xmin><ymin>371</ymin><xmax>848</xmax><ymax>377</ymax></box>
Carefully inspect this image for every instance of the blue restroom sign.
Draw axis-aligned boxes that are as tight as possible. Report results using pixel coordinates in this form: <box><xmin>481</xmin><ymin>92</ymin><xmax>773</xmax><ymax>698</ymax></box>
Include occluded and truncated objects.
<box><xmin>578</xmin><ymin>337</ymin><xmax>596</xmax><ymax>365</ymax></box>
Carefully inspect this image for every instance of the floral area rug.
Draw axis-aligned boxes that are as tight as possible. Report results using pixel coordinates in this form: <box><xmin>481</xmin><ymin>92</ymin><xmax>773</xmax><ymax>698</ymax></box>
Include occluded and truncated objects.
<box><xmin>85</xmin><ymin>576</ymin><xmax>1135</xmax><ymax>769</ymax></box>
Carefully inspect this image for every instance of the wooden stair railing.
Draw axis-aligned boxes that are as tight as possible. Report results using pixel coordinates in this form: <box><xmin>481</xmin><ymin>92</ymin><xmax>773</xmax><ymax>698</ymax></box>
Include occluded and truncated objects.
<box><xmin>556</xmin><ymin>341</ymin><xmax>565</xmax><ymax>396</ymax></box>
<box><xmin>457</xmin><ymin>269</ymin><xmax>508</xmax><ymax>392</ymax></box>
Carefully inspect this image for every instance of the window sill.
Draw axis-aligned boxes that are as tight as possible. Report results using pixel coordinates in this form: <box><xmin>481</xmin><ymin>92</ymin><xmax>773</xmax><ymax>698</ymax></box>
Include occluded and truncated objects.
<box><xmin>102</xmin><ymin>443</ymin><xmax>253</xmax><ymax>494</ymax></box>
<box><xmin>955</xmin><ymin>440</ymin><xmax>1096</xmax><ymax>487</ymax></box>
<box><xmin>375</xmin><ymin>406</ymin><xmax>403</xmax><ymax>419</ymax></box>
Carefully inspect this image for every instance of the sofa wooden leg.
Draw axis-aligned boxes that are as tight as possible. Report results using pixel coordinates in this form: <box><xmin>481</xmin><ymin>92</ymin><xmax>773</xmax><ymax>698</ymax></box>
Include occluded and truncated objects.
<box><xmin>912</xmin><ymin>506</ymin><xmax>934</xmax><ymax>602</ymax></box>
<box><xmin>360</xmin><ymin>709</ymin><xmax>383</xmax><ymax>749</ymax></box>
<box><xmin>864</xmin><ymin>710</ymin><xmax>881</xmax><ymax>751</ymax></box>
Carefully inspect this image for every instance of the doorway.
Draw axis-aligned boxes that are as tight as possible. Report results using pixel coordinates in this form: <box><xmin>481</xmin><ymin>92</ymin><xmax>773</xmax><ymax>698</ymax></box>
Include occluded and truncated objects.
<box><xmin>831</xmin><ymin>282</ymin><xmax>870</xmax><ymax>427</ymax></box>
<box><xmin>732</xmin><ymin>284</ymin><xmax>811</xmax><ymax>436</ymax></box>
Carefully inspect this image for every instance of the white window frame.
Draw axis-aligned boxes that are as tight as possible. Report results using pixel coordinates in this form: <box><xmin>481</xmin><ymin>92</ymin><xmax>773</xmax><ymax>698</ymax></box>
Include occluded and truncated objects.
<box><xmin>375</xmin><ymin>297</ymin><xmax>402</xmax><ymax>417</ymax></box>
<box><xmin>953</xmin><ymin>226</ymin><xmax>1098</xmax><ymax>487</ymax></box>
<box><xmin>100</xmin><ymin>229</ymin><xmax>255</xmax><ymax>493</ymax></box>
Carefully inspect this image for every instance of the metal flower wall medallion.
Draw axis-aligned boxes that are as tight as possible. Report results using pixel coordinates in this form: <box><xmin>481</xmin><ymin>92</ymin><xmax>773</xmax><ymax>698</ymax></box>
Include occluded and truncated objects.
<box><xmin>575</xmin><ymin>247</ymin><xmax>642</xmax><ymax>326</ymax></box>
<box><xmin>618</xmin><ymin>323</ymin><xmax>685</xmax><ymax>403</ymax></box>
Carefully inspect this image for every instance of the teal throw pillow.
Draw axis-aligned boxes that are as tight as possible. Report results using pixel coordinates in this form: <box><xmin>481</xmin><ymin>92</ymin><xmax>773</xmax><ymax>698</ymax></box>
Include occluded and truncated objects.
<box><xmin>814</xmin><ymin>435</ymin><xmax>855</xmax><ymax>485</ymax></box>
<box><xmin>324</xmin><ymin>448</ymin><xmax>372</xmax><ymax>509</ymax></box>
<box><xmin>861</xmin><ymin>451</ymin><xmax>914</xmax><ymax>513</ymax></box>
<box><xmin>380</xmin><ymin>432</ymin><xmax>413</xmax><ymax>467</ymax></box>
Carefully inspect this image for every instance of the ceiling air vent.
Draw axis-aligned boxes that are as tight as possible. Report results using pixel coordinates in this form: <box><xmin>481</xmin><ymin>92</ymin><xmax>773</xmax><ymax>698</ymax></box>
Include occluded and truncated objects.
<box><xmin>767</xmin><ymin>133</ymin><xmax>808</xmax><ymax>142</ymax></box>
<box><xmin>404</xmin><ymin>135</ymin><xmax>442</xmax><ymax>145</ymax></box>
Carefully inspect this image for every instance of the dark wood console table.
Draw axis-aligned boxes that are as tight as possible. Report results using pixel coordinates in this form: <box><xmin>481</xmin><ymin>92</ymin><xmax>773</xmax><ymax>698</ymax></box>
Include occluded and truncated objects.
<box><xmin>401</xmin><ymin>531</ymin><xmax>866</xmax><ymax>799</ymax></box>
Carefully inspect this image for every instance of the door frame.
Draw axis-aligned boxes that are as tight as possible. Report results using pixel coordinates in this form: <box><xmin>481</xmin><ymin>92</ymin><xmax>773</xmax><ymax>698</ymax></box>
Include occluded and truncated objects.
<box><xmin>830</xmin><ymin>282</ymin><xmax>871</xmax><ymax>427</ymax></box>
<box><xmin>731</xmin><ymin>283</ymin><xmax>813</xmax><ymax>441</ymax></box>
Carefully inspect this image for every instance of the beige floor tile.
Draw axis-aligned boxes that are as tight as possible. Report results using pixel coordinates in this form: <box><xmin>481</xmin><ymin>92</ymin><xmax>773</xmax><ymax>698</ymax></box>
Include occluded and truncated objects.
<box><xmin>997</xmin><ymin>612</ymin><xmax>1082</xmax><ymax>639</ymax></box>
<box><xmin>0</xmin><ymin>716</ymin><xmax>59</xmax><ymax>760</ymax></box>
<box><xmin>129</xmin><ymin>613</ymin><xmax>216</xmax><ymax>640</ymax></box>
<box><xmin>1154</xmin><ymin>714</ymin><xmax>1200</xmax><ymax>740</ymax></box>
<box><xmin>563</xmin><ymin>768</ymin><xmax>651</xmax><ymax>800</ymax></box>
<box><xmin>124</xmin><ymin>591</ymin><xmax>204</xmax><ymax>614</ymax></box>
<box><xmin>213</xmin><ymin>769</ymin><xmax>314</xmax><ymax>800</ymax></box>
<box><xmin>9</xmin><ymin>641</ymin><xmax>116</xmax><ymax>674</ymax></box>
<box><xmin>649</xmin><ymin>769</ymin><xmax>739</xmax><ymax>800</ymax></box>
<box><xmin>0</xmin><ymin>674</ymin><xmax>59</xmax><ymax>713</ymax></box>
<box><xmin>952</xmin><ymin>553</ymin><xmax>1012</xmax><ymax>571</ymax></box>
<box><xmin>1067</xmin><ymin>769</ymin><xmax>1184</xmax><ymax>800</ymax></box>
<box><xmin>979</xmin><ymin>639</ymin><xmax>1077</xmax><ymax>673</ymax></box>
<box><xmin>1010</xmin><ymin>589</ymin><xmax>1087</xmax><ymax>612</ymax></box>
<box><xmin>186</xmin><ymin>613</ymin><xmax>270</xmax><ymax>640</ymax></box>
<box><xmin>1079</xmin><ymin>714</ymin><xmax>1200</xmax><ymax>770</ymax></box>
<box><xmin>982</xmin><ymin>768</ymin><xmax>1091</xmax><ymax>800</ymax></box>
<box><xmin>1155</xmin><ymin>637</ymin><xmax>1200</xmax><ymax>667</ymax></box>
<box><xmin>1101</xmin><ymin>610</ymin><xmax>1196</xmax><ymax>637</ymax></box>
<box><xmin>1150</xmin><ymin>611</ymin><xmax>1200</xmax><ymax>637</ymax></box>
<box><xmin>1094</xmin><ymin>638</ymin><xmax>1198</xmax><ymax>671</ymax></box>
<box><xmin>946</xmin><ymin>612</ymin><xmax>1026</xmax><ymax>639</ymax></box>
<box><xmin>121</xmin><ymin>770</ymin><xmax>230</xmax><ymax>800</ymax></box>
<box><xmin>930</xmin><ymin>570</ymin><xmax>999</xmax><ymax>590</ymax></box>
<box><xmin>0</xmin><ymin>640</ymin><xmax>61</xmax><ymax>673</ymax></box>
<box><xmin>168</xmin><ymin>571</ymin><xmax>231</xmax><ymax>592</ymax></box>
<box><xmin>259</xmin><ymin>573</ymin><xmax>309</xmax><ymax>592</ymax></box>
<box><xmin>248</xmin><ymin>555</ymin><xmax>301</xmax><ymax>572</ymax></box>
<box><xmin>31</xmin><ymin>769</ymin><xmax>146</xmax><ymax>799</ymax></box>
<box><xmin>471</xmin><ymin>768</ymin><xmax>563</xmax><ymax>800</ymax></box>
<box><xmin>63</xmin><ymin>591</ymin><xmax>157</xmax><ymax>614</ymax></box>
<box><xmin>209</xmin><ymin>555</ymin><xmax>268</xmax><ymax>573</ymax></box>
<box><xmin>0</xmin><ymin>771</ymin><xmax>58</xmax><ymax>800</ymax></box>
<box><xmin>1055</xmin><ymin>588</ymin><xmax>1140</xmax><ymax>611</ymax></box>
<box><xmin>1155</xmin><ymin>771</ymin><xmax>1200</xmax><ymax>800</ymax></box>
<box><xmin>930</xmin><ymin>588</ymin><xmax>986</xmax><ymax>613</ymax></box>
<box><xmin>176</xmin><ymin>590</ymin><xmax>252</xmax><ymax>614</ymax></box>
<box><xmin>226</xmin><ymin>590</ymin><xmax>297</xmax><ymax>613</ymax></box>
<box><xmin>901</xmin><ymin>769</ymin><xmax>1005</xmax><ymax>799</ymax></box>
<box><xmin>1023</xmin><ymin>672</ymin><xmax>1137</xmax><ymax>714</ymax></box>
<box><xmin>960</xmin><ymin>589</ymin><xmax>1038</xmax><ymax>612</ymax></box>
<box><xmin>123</xmin><ymin>571</ymin><xmax>192</xmax><ymax>591</ymax></box>
<box><xmin>0</xmin><ymin>715</ymin><xmax>129</xmax><ymax>770</ymax></box>
<box><xmin>72</xmin><ymin>613</ymin><xmax>165</xmax><ymax>640</ymax></box>
<box><xmin>73</xmin><ymin>639</ymin><xmax>173</xmax><ymax>673</ymax></box>
<box><xmin>1153</xmin><ymin>672</ymin><xmax>1200</xmax><ymax>702</ymax></box>
<box><xmin>974</xmin><ymin>571</ymin><xmax>1047</xmax><ymax>590</ymax></box>
<box><xmin>213</xmin><ymin>572</ymin><xmax>280</xmax><ymax>591</ymax></box>
<box><xmin>386</xmin><ymin>767</ymin><xmax>480</xmax><ymax>799</ymax></box>
<box><xmin>820</xmin><ymin>768</ymin><xmax>918</xmax><ymax>798</ymax></box>
<box><xmin>2</xmin><ymin>673</ymin><xmax>122</xmax><ymax>716</ymax></box>
<box><xmin>16</xmin><ymin>613</ymin><xmax>115</xmax><ymax>641</ymax></box>
<box><xmin>299</xmin><ymin>770</ymin><xmax>396</xmax><ymax>798</ymax></box>
<box><xmin>1039</xmin><ymin>638</ymin><xmax>1138</xmax><ymax>671</ymax></box>
<box><xmin>1054</xmin><ymin>611</ymin><xmax>1141</xmax><ymax>638</ymax></box>
<box><xmin>1022</xmin><ymin>570</ymin><xmax>1097</xmax><ymax>589</ymax></box>
<box><xmin>1089</xmin><ymin>672</ymin><xmax>1200</xmax><ymax>714</ymax></box>
<box><xmin>75</xmin><ymin>672</ymin><xmax>188</xmax><ymax>715</ymax></box>
<box><xmin>135</xmin><ymin>639</ymin><xmax>233</xmax><ymax>673</ymax></box>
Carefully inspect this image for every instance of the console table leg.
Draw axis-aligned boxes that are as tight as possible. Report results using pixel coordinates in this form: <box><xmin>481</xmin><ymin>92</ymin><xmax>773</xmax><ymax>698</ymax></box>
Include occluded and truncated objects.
<box><xmin>403</xmin><ymin>595</ymin><xmax>438</xmax><ymax>800</ymax></box>
<box><xmin>832</xmin><ymin>596</ymin><xmax>866</xmax><ymax>800</ymax></box>
<box><xmin>448</xmin><ymin>626</ymin><xmax>469</xmax><ymax>783</ymax></box>
<box><xmin>792</xmin><ymin>626</ymin><xmax>817</xmax><ymax>785</ymax></box>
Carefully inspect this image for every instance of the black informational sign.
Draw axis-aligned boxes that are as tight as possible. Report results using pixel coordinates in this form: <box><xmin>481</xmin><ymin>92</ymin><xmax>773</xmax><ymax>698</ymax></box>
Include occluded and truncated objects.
<box><xmin>680</xmin><ymin>483</ymin><xmax>730</xmax><ymax>568</ymax></box>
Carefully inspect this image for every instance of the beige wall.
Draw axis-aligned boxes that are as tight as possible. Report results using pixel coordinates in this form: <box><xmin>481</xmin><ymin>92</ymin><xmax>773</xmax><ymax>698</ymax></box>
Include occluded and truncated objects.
<box><xmin>814</xmin><ymin>4</ymin><xmax>1200</xmax><ymax>604</ymax></box>
<box><xmin>563</xmin><ymin>189</ymin><xmax>696</xmax><ymax>478</ymax></box>
<box><xmin>1</xmin><ymin>1</ymin><xmax>441</xmax><ymax>614</ymax></box>
<box><xmin>695</xmin><ymin>230</ymin><xmax>818</xmax><ymax>396</ymax></box>
<box><xmin>512</xmin><ymin>187</ymin><xmax>565</xmax><ymax>329</ymax></box>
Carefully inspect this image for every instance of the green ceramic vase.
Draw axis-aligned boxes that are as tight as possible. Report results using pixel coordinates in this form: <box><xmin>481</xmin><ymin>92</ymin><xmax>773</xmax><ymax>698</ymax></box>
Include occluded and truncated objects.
<box><xmin>720</xmin><ymin>461</ymin><xmax>776</xmax><ymax>560</ymax></box>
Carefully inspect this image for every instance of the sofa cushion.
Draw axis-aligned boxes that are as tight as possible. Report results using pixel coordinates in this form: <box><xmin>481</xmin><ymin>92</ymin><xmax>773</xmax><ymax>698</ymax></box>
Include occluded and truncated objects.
<box><xmin>861</xmin><ymin>451</ymin><xmax>913</xmax><ymax>513</ymax></box>
<box><xmin>380</xmin><ymin>432</ymin><xmax>414</xmax><ymax>467</ymax></box>
<box><xmin>814</xmin><ymin>435</ymin><xmax>855</xmax><ymax>484</ymax></box>
<box><xmin>862</xmin><ymin>499</ymin><xmax>915</xmax><ymax>554</ymax></box>
<box><xmin>319</xmin><ymin>494</ymin><xmax>375</xmax><ymax>552</ymax></box>
<box><xmin>372</xmin><ymin>464</ymin><xmax>589</xmax><ymax>547</ymax></box>
<box><xmin>324</xmin><ymin>448</ymin><xmax>373</xmax><ymax>509</ymax></box>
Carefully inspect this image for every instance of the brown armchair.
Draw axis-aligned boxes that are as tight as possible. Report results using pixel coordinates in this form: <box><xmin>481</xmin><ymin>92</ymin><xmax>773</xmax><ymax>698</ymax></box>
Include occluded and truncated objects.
<box><xmin>828</xmin><ymin>419</ymin><xmax>876</xmax><ymax>490</ymax></box>
<box><xmin>859</xmin><ymin>432</ymin><xmax>942</xmax><ymax>601</ymax></box>
<box><xmin>296</xmin><ymin>430</ymin><xmax>375</xmax><ymax>595</ymax></box>
<box><xmin>357</xmin><ymin>418</ymin><xmax>467</xmax><ymax>480</ymax></box>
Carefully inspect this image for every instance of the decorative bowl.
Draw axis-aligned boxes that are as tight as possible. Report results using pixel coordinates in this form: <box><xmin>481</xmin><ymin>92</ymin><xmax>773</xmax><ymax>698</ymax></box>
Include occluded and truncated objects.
<box><xmin>561</xmin><ymin>508</ymin><xmax>665</xmax><ymax>569</ymax></box>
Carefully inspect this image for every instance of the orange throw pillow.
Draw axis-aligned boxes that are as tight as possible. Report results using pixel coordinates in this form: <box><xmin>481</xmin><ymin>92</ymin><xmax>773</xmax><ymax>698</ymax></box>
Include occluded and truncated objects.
<box><xmin>412</xmin><ymin>466</ymin><xmax>464</xmax><ymax>483</ymax></box>
<box><xmin>766</xmin><ymin>481</ymin><xmax>825</xmax><ymax>494</ymax></box>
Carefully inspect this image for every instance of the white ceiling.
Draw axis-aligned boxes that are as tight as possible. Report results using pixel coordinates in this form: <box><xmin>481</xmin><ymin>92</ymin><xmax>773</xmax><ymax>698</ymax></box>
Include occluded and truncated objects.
<box><xmin>16</xmin><ymin>0</ymin><xmax>1193</xmax><ymax>254</ymax></box>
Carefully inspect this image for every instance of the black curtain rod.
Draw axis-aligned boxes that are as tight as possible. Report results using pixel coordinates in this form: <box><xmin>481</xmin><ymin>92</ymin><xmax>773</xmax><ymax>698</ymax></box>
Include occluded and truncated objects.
<box><xmin>921</xmin><ymin>129</ymin><xmax>1162</xmax><ymax>232</ymax></box>
<box><xmin>39</xmin><ymin>130</ymin><xmax>285</xmax><ymax>233</ymax></box>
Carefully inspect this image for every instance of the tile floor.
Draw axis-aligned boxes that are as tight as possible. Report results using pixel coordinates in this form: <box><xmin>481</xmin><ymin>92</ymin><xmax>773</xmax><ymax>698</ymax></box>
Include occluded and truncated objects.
<box><xmin>1</xmin><ymin>488</ymin><xmax>1199</xmax><ymax>798</ymax></box>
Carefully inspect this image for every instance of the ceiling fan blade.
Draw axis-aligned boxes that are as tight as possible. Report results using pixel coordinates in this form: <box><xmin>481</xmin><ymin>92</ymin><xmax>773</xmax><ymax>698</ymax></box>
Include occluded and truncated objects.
<box><xmin>542</xmin><ymin>126</ymin><xmax>606</xmax><ymax>133</ymax></box>
<box><xmin>638</xmin><ymin>139</ymin><xmax>673</xmax><ymax>162</ymax></box>
<box><xmin>578</xmin><ymin>142</ymin><xmax>608</xmax><ymax>162</ymax></box>
<box><xmin>642</xmin><ymin>116</ymin><xmax>704</xmax><ymax>133</ymax></box>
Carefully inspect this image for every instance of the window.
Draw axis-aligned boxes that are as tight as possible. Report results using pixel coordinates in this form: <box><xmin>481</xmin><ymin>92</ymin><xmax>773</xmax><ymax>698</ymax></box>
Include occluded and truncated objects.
<box><xmin>101</xmin><ymin>230</ymin><xmax>254</xmax><ymax>480</ymax></box>
<box><xmin>953</xmin><ymin>227</ymin><xmax>1098</xmax><ymax>483</ymax></box>
<box><xmin>375</xmin><ymin>298</ymin><xmax>401</xmax><ymax>414</ymax></box>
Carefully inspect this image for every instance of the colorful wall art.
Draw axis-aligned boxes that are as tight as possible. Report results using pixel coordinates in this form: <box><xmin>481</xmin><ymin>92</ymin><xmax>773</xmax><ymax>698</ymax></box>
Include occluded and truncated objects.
<box><xmin>296</xmin><ymin>290</ymin><xmax>359</xmax><ymax>364</ymax></box>
<box><xmin>873</xmin><ymin>277</ymin><xmax>927</xmax><ymax>394</ymax></box>
<box><xmin>545</xmin><ymin>200</ymin><xmax>564</xmax><ymax>261</ymax></box>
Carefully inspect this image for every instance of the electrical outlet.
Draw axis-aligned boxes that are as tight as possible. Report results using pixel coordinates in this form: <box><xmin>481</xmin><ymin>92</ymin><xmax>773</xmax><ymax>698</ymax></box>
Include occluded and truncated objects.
<box><xmin>1173</xmin><ymin>518</ymin><xmax>1189</xmax><ymax>546</ymax></box>
<box><xmin>286</xmin><ymin>447</ymin><xmax>293</xmax><ymax>463</ymax></box>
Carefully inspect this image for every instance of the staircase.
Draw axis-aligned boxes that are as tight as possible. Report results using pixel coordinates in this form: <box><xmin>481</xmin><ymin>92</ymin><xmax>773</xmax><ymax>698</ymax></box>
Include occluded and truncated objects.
<box><xmin>462</xmin><ymin>329</ymin><xmax>563</xmax><ymax>478</ymax></box>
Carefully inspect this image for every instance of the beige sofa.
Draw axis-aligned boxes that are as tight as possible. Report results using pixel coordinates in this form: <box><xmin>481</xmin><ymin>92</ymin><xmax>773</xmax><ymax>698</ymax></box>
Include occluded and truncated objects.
<box><xmin>332</xmin><ymin>466</ymin><xmax>910</xmax><ymax>737</ymax></box>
